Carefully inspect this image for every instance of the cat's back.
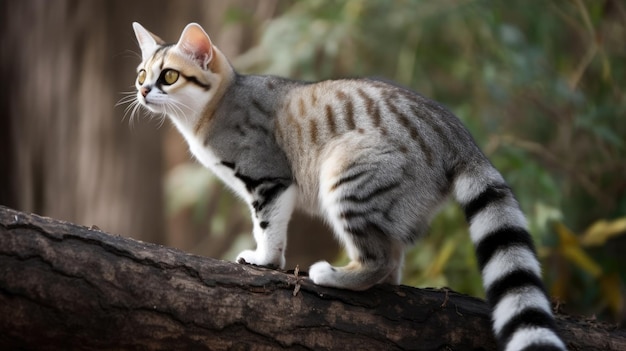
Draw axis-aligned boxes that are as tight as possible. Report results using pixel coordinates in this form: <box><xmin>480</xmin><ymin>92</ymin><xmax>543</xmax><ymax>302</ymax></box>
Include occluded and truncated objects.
<box><xmin>215</xmin><ymin>75</ymin><xmax>487</xmax><ymax>210</ymax></box>
<box><xmin>270</xmin><ymin>77</ymin><xmax>486</xmax><ymax>211</ymax></box>
<box><xmin>276</xmin><ymin>78</ymin><xmax>482</xmax><ymax>172</ymax></box>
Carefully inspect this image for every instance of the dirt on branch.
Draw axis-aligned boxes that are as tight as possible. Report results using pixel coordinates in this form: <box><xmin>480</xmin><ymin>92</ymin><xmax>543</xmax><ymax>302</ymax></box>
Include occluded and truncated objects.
<box><xmin>0</xmin><ymin>206</ymin><xmax>624</xmax><ymax>350</ymax></box>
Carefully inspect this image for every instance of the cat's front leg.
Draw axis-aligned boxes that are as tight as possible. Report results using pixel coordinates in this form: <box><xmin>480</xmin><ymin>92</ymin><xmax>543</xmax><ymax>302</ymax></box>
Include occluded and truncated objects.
<box><xmin>236</xmin><ymin>184</ymin><xmax>297</xmax><ymax>269</ymax></box>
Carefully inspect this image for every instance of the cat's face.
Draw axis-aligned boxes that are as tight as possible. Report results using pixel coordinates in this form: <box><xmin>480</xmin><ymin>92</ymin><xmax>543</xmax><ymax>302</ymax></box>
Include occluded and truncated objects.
<box><xmin>131</xmin><ymin>22</ymin><xmax>226</xmax><ymax>126</ymax></box>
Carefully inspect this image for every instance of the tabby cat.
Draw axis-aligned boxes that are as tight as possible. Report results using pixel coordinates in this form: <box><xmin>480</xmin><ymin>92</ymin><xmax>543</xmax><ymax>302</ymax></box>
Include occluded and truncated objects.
<box><xmin>130</xmin><ymin>22</ymin><xmax>566</xmax><ymax>350</ymax></box>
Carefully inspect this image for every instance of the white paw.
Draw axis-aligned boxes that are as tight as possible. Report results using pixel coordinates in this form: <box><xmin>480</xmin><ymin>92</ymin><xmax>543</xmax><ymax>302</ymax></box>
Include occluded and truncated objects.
<box><xmin>308</xmin><ymin>261</ymin><xmax>337</xmax><ymax>287</ymax></box>
<box><xmin>236</xmin><ymin>249</ymin><xmax>285</xmax><ymax>269</ymax></box>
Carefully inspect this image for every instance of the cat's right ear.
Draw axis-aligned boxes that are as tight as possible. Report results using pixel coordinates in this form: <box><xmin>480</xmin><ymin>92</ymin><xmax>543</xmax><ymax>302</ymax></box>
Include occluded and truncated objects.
<box><xmin>175</xmin><ymin>23</ymin><xmax>214</xmax><ymax>71</ymax></box>
<box><xmin>132</xmin><ymin>22</ymin><xmax>165</xmax><ymax>61</ymax></box>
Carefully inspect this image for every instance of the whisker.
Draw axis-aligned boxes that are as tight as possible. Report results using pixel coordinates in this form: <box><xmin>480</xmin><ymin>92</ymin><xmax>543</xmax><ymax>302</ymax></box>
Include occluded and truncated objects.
<box><xmin>115</xmin><ymin>87</ymin><xmax>200</xmax><ymax>130</ymax></box>
<box><xmin>116</xmin><ymin>94</ymin><xmax>137</xmax><ymax>107</ymax></box>
<box><xmin>168</xmin><ymin>91</ymin><xmax>196</xmax><ymax>123</ymax></box>
<box><xmin>115</xmin><ymin>89</ymin><xmax>150</xmax><ymax>129</ymax></box>
<box><xmin>114</xmin><ymin>49</ymin><xmax>142</xmax><ymax>60</ymax></box>
<box><xmin>115</xmin><ymin>91</ymin><xmax>138</xmax><ymax>108</ymax></box>
<box><xmin>132</xmin><ymin>104</ymin><xmax>146</xmax><ymax>127</ymax></box>
<box><xmin>125</xmin><ymin>101</ymin><xmax>141</xmax><ymax>127</ymax></box>
<box><xmin>169</xmin><ymin>100</ymin><xmax>187</xmax><ymax>118</ymax></box>
<box><xmin>156</xmin><ymin>109</ymin><xmax>168</xmax><ymax>129</ymax></box>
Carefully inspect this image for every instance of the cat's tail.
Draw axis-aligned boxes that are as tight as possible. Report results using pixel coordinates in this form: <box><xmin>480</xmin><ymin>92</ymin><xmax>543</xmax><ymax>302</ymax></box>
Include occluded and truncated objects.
<box><xmin>452</xmin><ymin>166</ymin><xmax>566</xmax><ymax>351</ymax></box>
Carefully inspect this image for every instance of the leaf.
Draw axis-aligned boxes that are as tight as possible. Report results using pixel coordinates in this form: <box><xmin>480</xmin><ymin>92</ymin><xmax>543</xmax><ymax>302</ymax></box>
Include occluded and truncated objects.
<box><xmin>599</xmin><ymin>273</ymin><xmax>624</xmax><ymax>317</ymax></box>
<box><xmin>561</xmin><ymin>245</ymin><xmax>603</xmax><ymax>278</ymax></box>
<box><xmin>554</xmin><ymin>222</ymin><xmax>578</xmax><ymax>247</ymax></box>
<box><xmin>555</xmin><ymin>222</ymin><xmax>603</xmax><ymax>278</ymax></box>
<box><xmin>427</xmin><ymin>238</ymin><xmax>457</xmax><ymax>278</ymax></box>
<box><xmin>580</xmin><ymin>218</ymin><xmax>626</xmax><ymax>247</ymax></box>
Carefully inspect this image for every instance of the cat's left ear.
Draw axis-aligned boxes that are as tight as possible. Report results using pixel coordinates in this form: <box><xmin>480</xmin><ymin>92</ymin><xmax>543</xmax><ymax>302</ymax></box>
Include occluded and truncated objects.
<box><xmin>132</xmin><ymin>22</ymin><xmax>165</xmax><ymax>61</ymax></box>
<box><xmin>175</xmin><ymin>23</ymin><xmax>214</xmax><ymax>70</ymax></box>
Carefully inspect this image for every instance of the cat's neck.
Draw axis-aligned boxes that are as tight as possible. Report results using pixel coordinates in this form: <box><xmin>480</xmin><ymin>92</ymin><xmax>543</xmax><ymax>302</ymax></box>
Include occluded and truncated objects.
<box><xmin>169</xmin><ymin>48</ymin><xmax>236</xmax><ymax>141</ymax></box>
<box><xmin>193</xmin><ymin>49</ymin><xmax>235</xmax><ymax>134</ymax></box>
<box><xmin>170</xmin><ymin>56</ymin><xmax>304</xmax><ymax>152</ymax></box>
<box><xmin>217</xmin><ymin>73</ymin><xmax>305</xmax><ymax>117</ymax></box>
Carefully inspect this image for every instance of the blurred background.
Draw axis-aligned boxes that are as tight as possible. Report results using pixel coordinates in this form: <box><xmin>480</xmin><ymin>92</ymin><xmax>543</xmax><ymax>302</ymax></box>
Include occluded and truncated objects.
<box><xmin>1</xmin><ymin>0</ymin><xmax>625</xmax><ymax>324</ymax></box>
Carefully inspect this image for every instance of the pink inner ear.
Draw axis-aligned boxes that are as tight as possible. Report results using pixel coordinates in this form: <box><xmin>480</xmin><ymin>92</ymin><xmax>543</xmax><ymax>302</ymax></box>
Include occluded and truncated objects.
<box><xmin>177</xmin><ymin>24</ymin><xmax>213</xmax><ymax>70</ymax></box>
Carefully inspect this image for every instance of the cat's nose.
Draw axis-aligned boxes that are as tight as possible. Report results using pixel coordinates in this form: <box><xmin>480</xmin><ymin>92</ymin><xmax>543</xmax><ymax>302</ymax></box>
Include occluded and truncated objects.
<box><xmin>140</xmin><ymin>86</ymin><xmax>151</xmax><ymax>97</ymax></box>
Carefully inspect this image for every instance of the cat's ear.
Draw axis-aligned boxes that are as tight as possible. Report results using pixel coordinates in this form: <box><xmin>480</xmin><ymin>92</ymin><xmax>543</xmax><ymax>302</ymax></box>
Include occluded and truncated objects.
<box><xmin>132</xmin><ymin>22</ymin><xmax>165</xmax><ymax>61</ymax></box>
<box><xmin>175</xmin><ymin>23</ymin><xmax>214</xmax><ymax>70</ymax></box>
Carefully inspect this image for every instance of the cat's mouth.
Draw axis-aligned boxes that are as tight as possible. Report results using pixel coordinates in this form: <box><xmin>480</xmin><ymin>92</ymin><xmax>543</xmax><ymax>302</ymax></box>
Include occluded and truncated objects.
<box><xmin>139</xmin><ymin>93</ymin><xmax>162</xmax><ymax>107</ymax></box>
<box><xmin>139</xmin><ymin>96</ymin><xmax>163</xmax><ymax>112</ymax></box>
<box><xmin>139</xmin><ymin>93</ymin><xmax>188</xmax><ymax>117</ymax></box>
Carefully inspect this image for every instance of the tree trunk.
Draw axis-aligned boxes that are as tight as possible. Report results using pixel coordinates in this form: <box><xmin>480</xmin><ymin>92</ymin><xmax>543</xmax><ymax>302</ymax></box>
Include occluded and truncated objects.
<box><xmin>1</xmin><ymin>0</ymin><xmax>167</xmax><ymax>243</ymax></box>
<box><xmin>1</xmin><ymin>206</ymin><xmax>624</xmax><ymax>351</ymax></box>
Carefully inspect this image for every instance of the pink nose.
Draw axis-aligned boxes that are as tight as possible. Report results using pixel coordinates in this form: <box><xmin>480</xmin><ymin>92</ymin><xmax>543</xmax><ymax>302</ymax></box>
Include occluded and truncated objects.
<box><xmin>140</xmin><ymin>87</ymin><xmax>151</xmax><ymax>97</ymax></box>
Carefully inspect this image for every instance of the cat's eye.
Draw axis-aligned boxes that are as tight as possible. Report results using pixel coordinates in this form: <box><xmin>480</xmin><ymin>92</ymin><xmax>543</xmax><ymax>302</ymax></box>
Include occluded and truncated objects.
<box><xmin>137</xmin><ymin>69</ymin><xmax>146</xmax><ymax>84</ymax></box>
<box><xmin>162</xmin><ymin>69</ymin><xmax>180</xmax><ymax>85</ymax></box>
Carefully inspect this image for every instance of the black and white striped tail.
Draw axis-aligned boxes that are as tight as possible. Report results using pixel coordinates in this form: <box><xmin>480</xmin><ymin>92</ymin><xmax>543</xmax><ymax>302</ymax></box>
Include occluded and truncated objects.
<box><xmin>454</xmin><ymin>171</ymin><xmax>567</xmax><ymax>351</ymax></box>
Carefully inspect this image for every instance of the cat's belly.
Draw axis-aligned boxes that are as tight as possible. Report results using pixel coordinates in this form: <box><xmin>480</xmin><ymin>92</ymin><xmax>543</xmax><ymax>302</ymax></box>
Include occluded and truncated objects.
<box><xmin>294</xmin><ymin>185</ymin><xmax>322</xmax><ymax>217</ymax></box>
<box><xmin>289</xmin><ymin>152</ymin><xmax>324</xmax><ymax>217</ymax></box>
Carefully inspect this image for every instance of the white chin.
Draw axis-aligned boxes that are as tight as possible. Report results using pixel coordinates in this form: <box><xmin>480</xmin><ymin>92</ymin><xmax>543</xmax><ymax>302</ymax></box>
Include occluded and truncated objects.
<box><xmin>145</xmin><ymin>104</ymin><xmax>162</xmax><ymax>113</ymax></box>
<box><xmin>141</xmin><ymin>100</ymin><xmax>163</xmax><ymax>113</ymax></box>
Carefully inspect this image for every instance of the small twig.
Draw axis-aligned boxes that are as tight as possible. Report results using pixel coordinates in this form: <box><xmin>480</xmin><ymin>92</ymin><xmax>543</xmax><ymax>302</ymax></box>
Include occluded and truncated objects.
<box><xmin>568</xmin><ymin>0</ymin><xmax>599</xmax><ymax>90</ymax></box>
<box><xmin>292</xmin><ymin>265</ymin><xmax>302</xmax><ymax>297</ymax></box>
<box><xmin>455</xmin><ymin>304</ymin><xmax>464</xmax><ymax>317</ymax></box>
<box><xmin>441</xmin><ymin>288</ymin><xmax>463</xmax><ymax>316</ymax></box>
<box><xmin>554</xmin><ymin>299</ymin><xmax>565</xmax><ymax>314</ymax></box>
<box><xmin>441</xmin><ymin>288</ymin><xmax>450</xmax><ymax>308</ymax></box>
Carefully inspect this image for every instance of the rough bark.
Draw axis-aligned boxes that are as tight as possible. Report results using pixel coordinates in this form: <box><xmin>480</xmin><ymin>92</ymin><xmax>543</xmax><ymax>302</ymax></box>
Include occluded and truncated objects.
<box><xmin>1</xmin><ymin>206</ymin><xmax>624</xmax><ymax>351</ymax></box>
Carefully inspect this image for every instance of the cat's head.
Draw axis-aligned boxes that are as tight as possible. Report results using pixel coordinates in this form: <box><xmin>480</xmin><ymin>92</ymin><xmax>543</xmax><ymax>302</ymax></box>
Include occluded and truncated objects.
<box><xmin>130</xmin><ymin>22</ymin><xmax>233</xmax><ymax>128</ymax></box>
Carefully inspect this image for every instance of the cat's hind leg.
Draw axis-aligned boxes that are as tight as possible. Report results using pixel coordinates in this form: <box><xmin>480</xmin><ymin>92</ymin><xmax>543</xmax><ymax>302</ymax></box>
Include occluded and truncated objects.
<box><xmin>309</xmin><ymin>236</ymin><xmax>405</xmax><ymax>290</ymax></box>
<box><xmin>310</xmin><ymin>142</ymin><xmax>412</xmax><ymax>290</ymax></box>
<box><xmin>382</xmin><ymin>243</ymin><xmax>405</xmax><ymax>285</ymax></box>
<box><xmin>308</xmin><ymin>240</ymin><xmax>400</xmax><ymax>290</ymax></box>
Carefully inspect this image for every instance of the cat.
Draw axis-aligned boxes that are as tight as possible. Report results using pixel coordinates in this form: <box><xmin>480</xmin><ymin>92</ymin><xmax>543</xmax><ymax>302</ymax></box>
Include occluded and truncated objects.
<box><xmin>130</xmin><ymin>22</ymin><xmax>566</xmax><ymax>351</ymax></box>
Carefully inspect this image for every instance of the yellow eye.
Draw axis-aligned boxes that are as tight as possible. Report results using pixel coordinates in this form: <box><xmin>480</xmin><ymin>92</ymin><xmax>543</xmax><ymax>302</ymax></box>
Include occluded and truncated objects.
<box><xmin>137</xmin><ymin>69</ymin><xmax>146</xmax><ymax>84</ymax></box>
<box><xmin>163</xmin><ymin>69</ymin><xmax>179</xmax><ymax>85</ymax></box>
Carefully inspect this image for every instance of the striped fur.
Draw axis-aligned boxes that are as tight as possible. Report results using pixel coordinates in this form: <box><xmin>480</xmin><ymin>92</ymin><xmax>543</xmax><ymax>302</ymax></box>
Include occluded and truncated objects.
<box><xmin>131</xmin><ymin>22</ymin><xmax>566</xmax><ymax>350</ymax></box>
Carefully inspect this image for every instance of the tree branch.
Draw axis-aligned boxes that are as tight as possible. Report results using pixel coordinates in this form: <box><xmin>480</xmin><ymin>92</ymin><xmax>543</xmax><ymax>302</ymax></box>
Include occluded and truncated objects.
<box><xmin>0</xmin><ymin>206</ymin><xmax>624</xmax><ymax>350</ymax></box>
